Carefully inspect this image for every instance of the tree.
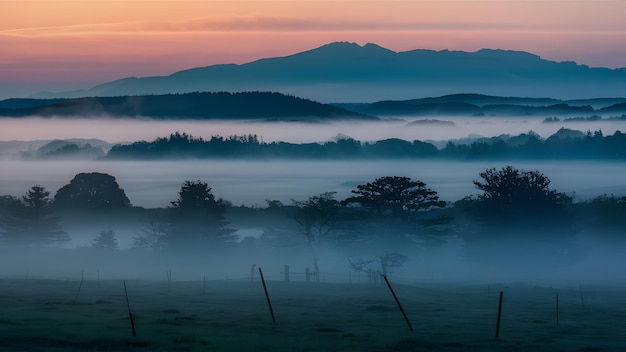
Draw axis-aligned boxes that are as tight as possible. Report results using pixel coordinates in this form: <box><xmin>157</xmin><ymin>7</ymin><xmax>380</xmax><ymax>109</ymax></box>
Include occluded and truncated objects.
<box><xmin>292</xmin><ymin>192</ymin><xmax>340</xmax><ymax>282</ymax></box>
<box><xmin>343</xmin><ymin>176</ymin><xmax>449</xmax><ymax>245</ymax></box>
<box><xmin>54</xmin><ymin>172</ymin><xmax>131</xmax><ymax>210</ymax></box>
<box><xmin>348</xmin><ymin>253</ymin><xmax>407</xmax><ymax>284</ymax></box>
<box><xmin>471</xmin><ymin>165</ymin><xmax>572</xmax><ymax>230</ymax></box>
<box><xmin>164</xmin><ymin>180</ymin><xmax>237</xmax><ymax>250</ymax></box>
<box><xmin>132</xmin><ymin>214</ymin><xmax>169</xmax><ymax>251</ymax></box>
<box><xmin>464</xmin><ymin>166</ymin><xmax>578</xmax><ymax>267</ymax></box>
<box><xmin>0</xmin><ymin>185</ymin><xmax>69</xmax><ymax>247</ymax></box>
<box><xmin>91</xmin><ymin>230</ymin><xmax>118</xmax><ymax>250</ymax></box>
<box><xmin>343</xmin><ymin>176</ymin><xmax>445</xmax><ymax>218</ymax></box>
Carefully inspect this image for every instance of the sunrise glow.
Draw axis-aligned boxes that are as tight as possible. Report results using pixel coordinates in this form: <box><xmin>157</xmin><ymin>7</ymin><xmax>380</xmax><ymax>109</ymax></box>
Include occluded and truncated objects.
<box><xmin>2</xmin><ymin>0</ymin><xmax>626</xmax><ymax>98</ymax></box>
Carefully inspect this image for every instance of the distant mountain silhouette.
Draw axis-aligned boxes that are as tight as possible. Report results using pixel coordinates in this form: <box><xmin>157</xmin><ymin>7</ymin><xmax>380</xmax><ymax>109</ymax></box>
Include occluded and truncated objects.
<box><xmin>4</xmin><ymin>92</ymin><xmax>626</xmax><ymax>119</ymax></box>
<box><xmin>28</xmin><ymin>42</ymin><xmax>626</xmax><ymax>102</ymax></box>
<box><xmin>333</xmin><ymin>94</ymin><xmax>626</xmax><ymax>117</ymax></box>
<box><xmin>0</xmin><ymin>92</ymin><xmax>372</xmax><ymax>120</ymax></box>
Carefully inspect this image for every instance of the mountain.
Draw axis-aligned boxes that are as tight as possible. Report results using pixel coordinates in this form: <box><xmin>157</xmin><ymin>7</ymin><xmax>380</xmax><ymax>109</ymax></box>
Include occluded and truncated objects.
<box><xmin>30</xmin><ymin>42</ymin><xmax>626</xmax><ymax>103</ymax></box>
<box><xmin>0</xmin><ymin>91</ymin><xmax>372</xmax><ymax>120</ymax></box>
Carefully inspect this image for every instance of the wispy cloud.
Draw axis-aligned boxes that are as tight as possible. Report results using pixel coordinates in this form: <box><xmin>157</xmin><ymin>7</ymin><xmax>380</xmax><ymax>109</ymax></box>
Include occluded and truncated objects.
<box><xmin>3</xmin><ymin>13</ymin><xmax>624</xmax><ymax>37</ymax></box>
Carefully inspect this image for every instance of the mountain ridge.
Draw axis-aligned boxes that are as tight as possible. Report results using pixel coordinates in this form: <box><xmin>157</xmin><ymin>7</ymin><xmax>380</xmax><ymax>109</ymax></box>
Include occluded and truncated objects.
<box><xmin>0</xmin><ymin>91</ymin><xmax>373</xmax><ymax>120</ymax></box>
<box><xmin>29</xmin><ymin>42</ymin><xmax>626</xmax><ymax>102</ymax></box>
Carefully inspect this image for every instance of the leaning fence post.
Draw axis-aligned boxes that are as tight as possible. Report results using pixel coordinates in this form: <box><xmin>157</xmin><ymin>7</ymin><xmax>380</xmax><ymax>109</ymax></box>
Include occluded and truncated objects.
<box><xmin>383</xmin><ymin>275</ymin><xmax>413</xmax><ymax>332</ymax></box>
<box><xmin>258</xmin><ymin>268</ymin><xmax>276</xmax><ymax>323</ymax></box>
<box><xmin>123</xmin><ymin>281</ymin><xmax>137</xmax><ymax>337</ymax></box>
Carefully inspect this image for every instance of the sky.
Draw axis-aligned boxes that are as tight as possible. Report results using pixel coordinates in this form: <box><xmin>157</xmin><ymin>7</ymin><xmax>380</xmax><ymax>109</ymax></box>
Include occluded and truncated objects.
<box><xmin>1</xmin><ymin>0</ymin><xmax>626</xmax><ymax>99</ymax></box>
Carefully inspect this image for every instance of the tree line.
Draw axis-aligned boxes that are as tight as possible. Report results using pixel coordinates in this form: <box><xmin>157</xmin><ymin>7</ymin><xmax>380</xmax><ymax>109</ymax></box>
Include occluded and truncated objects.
<box><xmin>102</xmin><ymin>129</ymin><xmax>626</xmax><ymax>160</ymax></box>
<box><xmin>1</xmin><ymin>166</ymin><xmax>625</xmax><ymax>277</ymax></box>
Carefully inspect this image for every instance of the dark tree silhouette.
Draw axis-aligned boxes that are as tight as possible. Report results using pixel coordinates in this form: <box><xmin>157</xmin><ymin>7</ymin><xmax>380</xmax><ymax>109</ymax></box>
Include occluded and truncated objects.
<box><xmin>348</xmin><ymin>253</ymin><xmax>407</xmax><ymax>284</ymax></box>
<box><xmin>343</xmin><ymin>176</ymin><xmax>445</xmax><ymax>217</ymax></box>
<box><xmin>54</xmin><ymin>172</ymin><xmax>131</xmax><ymax>210</ymax></box>
<box><xmin>0</xmin><ymin>185</ymin><xmax>69</xmax><ymax>247</ymax></box>
<box><xmin>164</xmin><ymin>180</ymin><xmax>237</xmax><ymax>250</ymax></box>
<box><xmin>472</xmin><ymin>166</ymin><xmax>572</xmax><ymax>230</ymax></box>
<box><xmin>463</xmin><ymin>166</ymin><xmax>578</xmax><ymax>267</ymax></box>
<box><xmin>292</xmin><ymin>192</ymin><xmax>340</xmax><ymax>282</ymax></box>
<box><xmin>342</xmin><ymin>176</ymin><xmax>450</xmax><ymax>245</ymax></box>
<box><xmin>91</xmin><ymin>230</ymin><xmax>118</xmax><ymax>250</ymax></box>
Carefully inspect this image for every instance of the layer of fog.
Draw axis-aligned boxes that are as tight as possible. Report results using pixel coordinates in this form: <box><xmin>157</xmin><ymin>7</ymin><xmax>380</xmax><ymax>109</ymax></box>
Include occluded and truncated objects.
<box><xmin>1</xmin><ymin>116</ymin><xmax>625</xmax><ymax>144</ymax></box>
<box><xmin>2</xmin><ymin>228</ymin><xmax>625</xmax><ymax>285</ymax></box>
<box><xmin>2</xmin><ymin>116</ymin><xmax>626</xmax><ymax>284</ymax></box>
<box><xmin>2</xmin><ymin>160</ymin><xmax>626</xmax><ymax>208</ymax></box>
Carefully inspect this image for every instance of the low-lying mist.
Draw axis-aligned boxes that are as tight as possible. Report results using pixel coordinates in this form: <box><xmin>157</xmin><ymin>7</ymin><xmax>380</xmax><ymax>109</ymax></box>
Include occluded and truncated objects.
<box><xmin>2</xmin><ymin>116</ymin><xmax>625</xmax><ymax>144</ymax></box>
<box><xmin>1</xmin><ymin>160</ymin><xmax>625</xmax><ymax>208</ymax></box>
<box><xmin>1</xmin><ymin>229</ymin><xmax>624</xmax><ymax>285</ymax></box>
<box><xmin>2</xmin><ymin>115</ymin><xmax>626</xmax><ymax>286</ymax></box>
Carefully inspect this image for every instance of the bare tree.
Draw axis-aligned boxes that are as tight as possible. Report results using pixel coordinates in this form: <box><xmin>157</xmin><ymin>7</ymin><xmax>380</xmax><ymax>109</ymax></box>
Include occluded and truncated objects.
<box><xmin>132</xmin><ymin>215</ymin><xmax>168</xmax><ymax>251</ymax></box>
<box><xmin>292</xmin><ymin>192</ymin><xmax>339</xmax><ymax>282</ymax></box>
<box><xmin>349</xmin><ymin>253</ymin><xmax>408</xmax><ymax>284</ymax></box>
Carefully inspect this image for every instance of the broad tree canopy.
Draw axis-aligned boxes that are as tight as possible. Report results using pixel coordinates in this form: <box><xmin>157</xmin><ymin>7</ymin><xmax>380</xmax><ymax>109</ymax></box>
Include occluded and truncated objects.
<box><xmin>471</xmin><ymin>165</ymin><xmax>573</xmax><ymax>234</ymax></box>
<box><xmin>54</xmin><ymin>172</ymin><xmax>131</xmax><ymax>210</ymax></box>
<box><xmin>343</xmin><ymin>176</ymin><xmax>445</xmax><ymax>217</ymax></box>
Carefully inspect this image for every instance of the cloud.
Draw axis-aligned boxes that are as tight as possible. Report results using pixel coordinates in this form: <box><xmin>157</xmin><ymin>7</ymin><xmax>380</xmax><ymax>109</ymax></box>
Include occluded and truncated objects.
<box><xmin>4</xmin><ymin>13</ymin><xmax>624</xmax><ymax>38</ymax></box>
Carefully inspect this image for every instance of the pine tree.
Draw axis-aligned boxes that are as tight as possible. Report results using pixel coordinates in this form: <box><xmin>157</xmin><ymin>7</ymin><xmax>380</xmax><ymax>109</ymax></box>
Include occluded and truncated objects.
<box><xmin>91</xmin><ymin>230</ymin><xmax>118</xmax><ymax>250</ymax></box>
<box><xmin>0</xmin><ymin>185</ymin><xmax>69</xmax><ymax>247</ymax></box>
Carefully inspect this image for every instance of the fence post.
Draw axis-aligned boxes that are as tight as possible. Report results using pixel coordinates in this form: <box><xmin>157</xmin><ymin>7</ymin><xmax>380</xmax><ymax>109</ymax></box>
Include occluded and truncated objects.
<box><xmin>258</xmin><ymin>268</ymin><xmax>276</xmax><ymax>323</ymax></box>
<box><xmin>495</xmin><ymin>291</ymin><xmax>503</xmax><ymax>340</ymax></box>
<box><xmin>556</xmin><ymin>294</ymin><xmax>559</xmax><ymax>326</ymax></box>
<box><xmin>383</xmin><ymin>275</ymin><xmax>413</xmax><ymax>332</ymax></box>
<box><xmin>284</xmin><ymin>265</ymin><xmax>290</xmax><ymax>282</ymax></box>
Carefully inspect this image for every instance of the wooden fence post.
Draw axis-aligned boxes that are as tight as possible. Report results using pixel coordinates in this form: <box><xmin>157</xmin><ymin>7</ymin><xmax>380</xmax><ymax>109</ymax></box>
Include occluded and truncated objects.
<box><xmin>495</xmin><ymin>291</ymin><xmax>503</xmax><ymax>340</ymax></box>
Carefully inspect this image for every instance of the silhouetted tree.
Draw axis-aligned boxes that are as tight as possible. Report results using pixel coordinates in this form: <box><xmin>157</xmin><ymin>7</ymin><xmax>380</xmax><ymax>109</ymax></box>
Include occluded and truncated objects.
<box><xmin>292</xmin><ymin>192</ymin><xmax>340</xmax><ymax>281</ymax></box>
<box><xmin>91</xmin><ymin>230</ymin><xmax>118</xmax><ymax>250</ymax></box>
<box><xmin>0</xmin><ymin>186</ymin><xmax>69</xmax><ymax>247</ymax></box>
<box><xmin>343</xmin><ymin>176</ymin><xmax>450</xmax><ymax>245</ymax></box>
<box><xmin>54</xmin><ymin>172</ymin><xmax>131</xmax><ymax>210</ymax></box>
<box><xmin>164</xmin><ymin>180</ymin><xmax>237</xmax><ymax>250</ymax></box>
<box><xmin>132</xmin><ymin>214</ymin><xmax>169</xmax><ymax>251</ymax></box>
<box><xmin>343</xmin><ymin>176</ymin><xmax>445</xmax><ymax>218</ymax></box>
<box><xmin>348</xmin><ymin>252</ymin><xmax>407</xmax><ymax>284</ymax></box>
<box><xmin>575</xmin><ymin>194</ymin><xmax>626</xmax><ymax>238</ymax></box>
<box><xmin>472</xmin><ymin>166</ymin><xmax>572</xmax><ymax>229</ymax></box>
<box><xmin>464</xmin><ymin>166</ymin><xmax>577</xmax><ymax>266</ymax></box>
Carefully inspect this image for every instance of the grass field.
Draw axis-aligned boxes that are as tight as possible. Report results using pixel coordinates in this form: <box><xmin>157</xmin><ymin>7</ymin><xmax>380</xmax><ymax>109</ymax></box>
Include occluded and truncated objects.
<box><xmin>1</xmin><ymin>277</ymin><xmax>625</xmax><ymax>351</ymax></box>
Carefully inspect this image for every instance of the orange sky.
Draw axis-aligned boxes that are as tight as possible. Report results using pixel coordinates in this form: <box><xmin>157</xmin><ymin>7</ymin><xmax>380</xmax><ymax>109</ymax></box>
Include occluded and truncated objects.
<box><xmin>1</xmin><ymin>0</ymin><xmax>626</xmax><ymax>98</ymax></box>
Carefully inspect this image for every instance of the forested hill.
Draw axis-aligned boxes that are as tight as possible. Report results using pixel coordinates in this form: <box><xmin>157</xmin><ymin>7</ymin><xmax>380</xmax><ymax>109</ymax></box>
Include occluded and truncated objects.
<box><xmin>334</xmin><ymin>94</ymin><xmax>626</xmax><ymax>117</ymax></box>
<box><xmin>0</xmin><ymin>92</ymin><xmax>373</xmax><ymax>120</ymax></box>
<box><xmin>102</xmin><ymin>129</ymin><xmax>626</xmax><ymax>160</ymax></box>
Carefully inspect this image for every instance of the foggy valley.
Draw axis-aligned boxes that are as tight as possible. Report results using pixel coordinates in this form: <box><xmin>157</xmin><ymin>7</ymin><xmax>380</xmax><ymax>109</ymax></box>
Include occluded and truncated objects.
<box><xmin>4</xmin><ymin>0</ymin><xmax>626</xmax><ymax>347</ymax></box>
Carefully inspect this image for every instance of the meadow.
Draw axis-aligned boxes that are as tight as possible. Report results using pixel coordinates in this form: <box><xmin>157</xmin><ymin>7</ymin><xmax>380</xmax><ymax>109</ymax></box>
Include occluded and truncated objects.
<box><xmin>1</xmin><ymin>275</ymin><xmax>625</xmax><ymax>351</ymax></box>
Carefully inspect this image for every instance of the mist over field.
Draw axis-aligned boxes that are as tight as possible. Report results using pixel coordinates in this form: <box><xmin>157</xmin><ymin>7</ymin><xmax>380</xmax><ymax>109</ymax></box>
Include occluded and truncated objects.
<box><xmin>3</xmin><ymin>121</ymin><xmax>626</xmax><ymax>352</ymax></box>
<box><xmin>1</xmin><ymin>159</ymin><xmax>625</xmax><ymax>208</ymax></box>
<box><xmin>2</xmin><ymin>115</ymin><xmax>626</xmax><ymax>144</ymax></box>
